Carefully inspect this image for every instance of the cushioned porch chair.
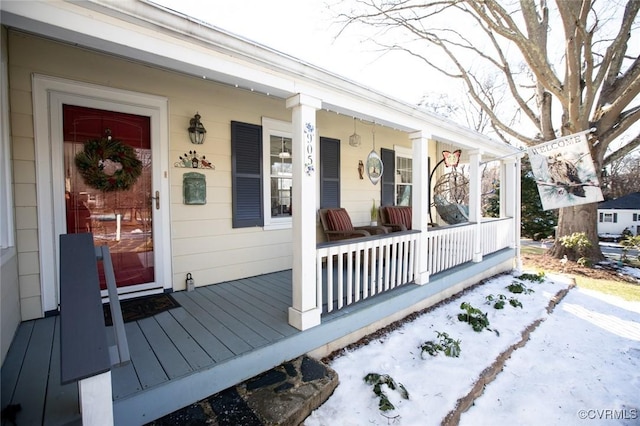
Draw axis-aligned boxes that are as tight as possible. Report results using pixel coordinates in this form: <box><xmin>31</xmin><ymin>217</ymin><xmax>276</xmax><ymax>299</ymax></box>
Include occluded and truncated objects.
<box><xmin>379</xmin><ymin>205</ymin><xmax>413</xmax><ymax>232</ymax></box>
<box><xmin>319</xmin><ymin>208</ymin><xmax>389</xmax><ymax>242</ymax></box>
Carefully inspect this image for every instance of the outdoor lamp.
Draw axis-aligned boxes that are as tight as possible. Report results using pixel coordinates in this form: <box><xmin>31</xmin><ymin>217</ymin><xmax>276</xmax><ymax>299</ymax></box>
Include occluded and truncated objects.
<box><xmin>188</xmin><ymin>112</ymin><xmax>206</xmax><ymax>144</ymax></box>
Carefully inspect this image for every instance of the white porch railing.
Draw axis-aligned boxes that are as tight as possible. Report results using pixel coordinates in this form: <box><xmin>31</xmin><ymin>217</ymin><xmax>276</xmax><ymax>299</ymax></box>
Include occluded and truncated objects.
<box><xmin>480</xmin><ymin>217</ymin><xmax>515</xmax><ymax>256</ymax></box>
<box><xmin>425</xmin><ymin>224</ymin><xmax>475</xmax><ymax>275</ymax></box>
<box><xmin>316</xmin><ymin>231</ymin><xmax>420</xmax><ymax>313</ymax></box>
<box><xmin>315</xmin><ymin>217</ymin><xmax>515</xmax><ymax>314</ymax></box>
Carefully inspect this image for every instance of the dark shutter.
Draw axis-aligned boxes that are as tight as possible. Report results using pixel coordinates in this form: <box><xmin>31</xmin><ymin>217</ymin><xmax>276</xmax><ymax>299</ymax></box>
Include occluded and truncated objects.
<box><xmin>613</xmin><ymin>213</ymin><xmax>618</xmax><ymax>223</ymax></box>
<box><xmin>231</xmin><ymin>121</ymin><xmax>263</xmax><ymax>228</ymax></box>
<box><xmin>599</xmin><ymin>212</ymin><xmax>603</xmax><ymax>222</ymax></box>
<box><xmin>380</xmin><ymin>148</ymin><xmax>395</xmax><ymax>206</ymax></box>
<box><xmin>320</xmin><ymin>137</ymin><xmax>340</xmax><ymax>208</ymax></box>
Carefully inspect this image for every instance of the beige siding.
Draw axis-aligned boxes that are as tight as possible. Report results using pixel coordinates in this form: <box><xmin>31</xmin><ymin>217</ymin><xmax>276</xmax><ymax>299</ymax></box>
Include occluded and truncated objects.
<box><xmin>8</xmin><ymin>31</ymin><xmax>416</xmax><ymax>316</ymax></box>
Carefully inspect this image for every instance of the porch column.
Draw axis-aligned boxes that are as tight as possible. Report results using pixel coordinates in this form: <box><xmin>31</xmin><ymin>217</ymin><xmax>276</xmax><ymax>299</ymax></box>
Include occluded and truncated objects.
<box><xmin>286</xmin><ymin>93</ymin><xmax>322</xmax><ymax>330</ymax></box>
<box><xmin>469</xmin><ymin>150</ymin><xmax>483</xmax><ymax>262</ymax></box>
<box><xmin>505</xmin><ymin>156</ymin><xmax>523</xmax><ymax>270</ymax></box>
<box><xmin>410</xmin><ymin>130</ymin><xmax>431</xmax><ymax>285</ymax></box>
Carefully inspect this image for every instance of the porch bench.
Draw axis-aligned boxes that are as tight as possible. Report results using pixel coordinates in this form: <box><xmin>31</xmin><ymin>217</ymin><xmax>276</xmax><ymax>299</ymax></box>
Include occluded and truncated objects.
<box><xmin>60</xmin><ymin>233</ymin><xmax>128</xmax><ymax>426</ymax></box>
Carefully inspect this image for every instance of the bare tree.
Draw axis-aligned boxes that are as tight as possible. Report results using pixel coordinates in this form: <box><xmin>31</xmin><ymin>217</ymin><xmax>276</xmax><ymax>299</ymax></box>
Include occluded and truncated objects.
<box><xmin>334</xmin><ymin>0</ymin><xmax>640</xmax><ymax>261</ymax></box>
<box><xmin>602</xmin><ymin>150</ymin><xmax>640</xmax><ymax>199</ymax></box>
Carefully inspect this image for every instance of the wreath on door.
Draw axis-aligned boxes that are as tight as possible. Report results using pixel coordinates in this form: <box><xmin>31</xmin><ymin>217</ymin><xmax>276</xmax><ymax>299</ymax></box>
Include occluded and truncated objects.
<box><xmin>75</xmin><ymin>136</ymin><xmax>143</xmax><ymax>192</ymax></box>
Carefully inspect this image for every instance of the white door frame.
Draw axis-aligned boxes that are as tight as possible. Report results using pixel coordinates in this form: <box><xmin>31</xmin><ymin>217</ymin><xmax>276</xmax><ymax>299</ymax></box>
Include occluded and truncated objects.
<box><xmin>33</xmin><ymin>74</ymin><xmax>172</xmax><ymax>313</ymax></box>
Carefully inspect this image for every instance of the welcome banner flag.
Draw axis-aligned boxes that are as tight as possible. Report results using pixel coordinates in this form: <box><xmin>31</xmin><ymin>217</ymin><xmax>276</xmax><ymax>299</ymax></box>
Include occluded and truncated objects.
<box><xmin>527</xmin><ymin>130</ymin><xmax>604</xmax><ymax>211</ymax></box>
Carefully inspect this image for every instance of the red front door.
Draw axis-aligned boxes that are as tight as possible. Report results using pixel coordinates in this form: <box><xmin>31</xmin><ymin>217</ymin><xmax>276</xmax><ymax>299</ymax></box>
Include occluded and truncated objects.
<box><xmin>63</xmin><ymin>105</ymin><xmax>154</xmax><ymax>289</ymax></box>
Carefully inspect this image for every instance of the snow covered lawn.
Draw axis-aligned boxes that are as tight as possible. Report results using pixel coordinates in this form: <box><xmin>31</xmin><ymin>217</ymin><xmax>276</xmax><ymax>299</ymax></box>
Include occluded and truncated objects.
<box><xmin>306</xmin><ymin>271</ymin><xmax>640</xmax><ymax>425</ymax></box>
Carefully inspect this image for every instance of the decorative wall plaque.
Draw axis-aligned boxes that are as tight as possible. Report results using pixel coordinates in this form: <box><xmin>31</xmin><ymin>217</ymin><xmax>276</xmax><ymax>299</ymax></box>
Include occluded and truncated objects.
<box><xmin>366</xmin><ymin>150</ymin><xmax>383</xmax><ymax>185</ymax></box>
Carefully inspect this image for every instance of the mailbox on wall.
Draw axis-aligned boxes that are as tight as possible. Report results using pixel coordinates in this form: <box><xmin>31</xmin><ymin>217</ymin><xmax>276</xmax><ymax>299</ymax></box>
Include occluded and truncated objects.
<box><xmin>183</xmin><ymin>172</ymin><xmax>206</xmax><ymax>205</ymax></box>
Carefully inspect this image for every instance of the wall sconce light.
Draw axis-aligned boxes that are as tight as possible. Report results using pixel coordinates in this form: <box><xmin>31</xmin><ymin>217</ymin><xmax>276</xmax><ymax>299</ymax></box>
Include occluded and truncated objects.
<box><xmin>188</xmin><ymin>112</ymin><xmax>207</xmax><ymax>144</ymax></box>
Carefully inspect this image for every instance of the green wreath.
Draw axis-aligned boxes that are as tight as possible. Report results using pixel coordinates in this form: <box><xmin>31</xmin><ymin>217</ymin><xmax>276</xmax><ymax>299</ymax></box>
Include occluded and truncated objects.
<box><xmin>75</xmin><ymin>137</ymin><xmax>143</xmax><ymax>192</ymax></box>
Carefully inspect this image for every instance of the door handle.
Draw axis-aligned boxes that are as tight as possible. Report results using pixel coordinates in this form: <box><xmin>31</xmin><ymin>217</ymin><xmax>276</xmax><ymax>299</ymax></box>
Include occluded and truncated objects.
<box><xmin>152</xmin><ymin>191</ymin><xmax>160</xmax><ymax>210</ymax></box>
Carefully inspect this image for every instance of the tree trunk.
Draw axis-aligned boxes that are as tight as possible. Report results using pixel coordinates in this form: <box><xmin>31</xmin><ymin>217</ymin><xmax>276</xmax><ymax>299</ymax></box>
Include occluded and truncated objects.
<box><xmin>548</xmin><ymin>203</ymin><xmax>605</xmax><ymax>261</ymax></box>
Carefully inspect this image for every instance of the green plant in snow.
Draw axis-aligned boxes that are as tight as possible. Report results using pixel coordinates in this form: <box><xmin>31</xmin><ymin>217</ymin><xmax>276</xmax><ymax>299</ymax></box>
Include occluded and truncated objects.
<box><xmin>486</xmin><ymin>294</ymin><xmax>523</xmax><ymax>309</ymax></box>
<box><xmin>458</xmin><ymin>302</ymin><xmax>498</xmax><ymax>335</ymax></box>
<box><xmin>509</xmin><ymin>298</ymin><xmax>523</xmax><ymax>308</ymax></box>
<box><xmin>516</xmin><ymin>271</ymin><xmax>545</xmax><ymax>283</ymax></box>
<box><xmin>485</xmin><ymin>294</ymin><xmax>507</xmax><ymax>309</ymax></box>
<box><xmin>363</xmin><ymin>373</ymin><xmax>409</xmax><ymax>412</ymax></box>
<box><xmin>506</xmin><ymin>281</ymin><xmax>535</xmax><ymax>294</ymax></box>
<box><xmin>419</xmin><ymin>331</ymin><xmax>461</xmax><ymax>358</ymax></box>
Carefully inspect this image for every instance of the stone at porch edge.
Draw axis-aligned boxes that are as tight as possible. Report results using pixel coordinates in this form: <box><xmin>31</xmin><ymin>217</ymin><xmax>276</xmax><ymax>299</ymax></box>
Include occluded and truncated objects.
<box><xmin>148</xmin><ymin>356</ymin><xmax>339</xmax><ymax>426</ymax></box>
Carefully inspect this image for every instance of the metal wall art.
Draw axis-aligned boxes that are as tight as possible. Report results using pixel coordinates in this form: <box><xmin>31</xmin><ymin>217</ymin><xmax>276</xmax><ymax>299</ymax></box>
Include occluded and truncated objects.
<box><xmin>174</xmin><ymin>150</ymin><xmax>214</xmax><ymax>169</ymax></box>
<box><xmin>366</xmin><ymin>150</ymin><xmax>383</xmax><ymax>185</ymax></box>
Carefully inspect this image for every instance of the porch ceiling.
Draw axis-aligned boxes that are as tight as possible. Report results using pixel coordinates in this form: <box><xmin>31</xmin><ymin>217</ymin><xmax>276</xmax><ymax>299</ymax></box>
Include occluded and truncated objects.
<box><xmin>1</xmin><ymin>0</ymin><xmax>519</xmax><ymax>158</ymax></box>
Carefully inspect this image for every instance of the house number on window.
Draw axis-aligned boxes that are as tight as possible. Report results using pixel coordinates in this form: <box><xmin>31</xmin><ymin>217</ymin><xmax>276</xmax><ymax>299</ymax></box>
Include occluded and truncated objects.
<box><xmin>304</xmin><ymin>122</ymin><xmax>315</xmax><ymax>176</ymax></box>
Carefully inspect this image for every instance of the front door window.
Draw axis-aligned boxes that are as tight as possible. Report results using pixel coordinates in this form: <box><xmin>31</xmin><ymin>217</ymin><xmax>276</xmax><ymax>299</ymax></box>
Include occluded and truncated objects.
<box><xmin>63</xmin><ymin>105</ymin><xmax>153</xmax><ymax>288</ymax></box>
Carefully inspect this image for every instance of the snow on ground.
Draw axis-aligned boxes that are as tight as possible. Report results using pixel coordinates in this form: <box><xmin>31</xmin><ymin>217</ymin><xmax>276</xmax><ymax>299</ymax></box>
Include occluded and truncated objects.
<box><xmin>306</xmin><ymin>271</ymin><xmax>640</xmax><ymax>426</ymax></box>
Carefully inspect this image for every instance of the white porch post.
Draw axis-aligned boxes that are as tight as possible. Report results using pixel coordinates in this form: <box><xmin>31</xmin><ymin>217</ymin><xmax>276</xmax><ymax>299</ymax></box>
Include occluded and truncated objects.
<box><xmin>469</xmin><ymin>150</ymin><xmax>483</xmax><ymax>262</ymax></box>
<box><xmin>410</xmin><ymin>131</ymin><xmax>431</xmax><ymax>285</ymax></box>
<box><xmin>286</xmin><ymin>93</ymin><xmax>322</xmax><ymax>330</ymax></box>
<box><xmin>506</xmin><ymin>156</ymin><xmax>523</xmax><ymax>270</ymax></box>
<box><xmin>78</xmin><ymin>372</ymin><xmax>113</xmax><ymax>426</ymax></box>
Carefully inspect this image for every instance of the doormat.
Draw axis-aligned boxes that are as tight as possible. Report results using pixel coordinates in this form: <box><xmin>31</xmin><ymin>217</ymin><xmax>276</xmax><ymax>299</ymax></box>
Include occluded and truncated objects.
<box><xmin>103</xmin><ymin>293</ymin><xmax>180</xmax><ymax>326</ymax></box>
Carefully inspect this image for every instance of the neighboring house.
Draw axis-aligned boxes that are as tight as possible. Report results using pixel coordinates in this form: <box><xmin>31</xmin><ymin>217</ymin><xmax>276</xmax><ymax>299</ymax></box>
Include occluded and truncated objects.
<box><xmin>598</xmin><ymin>192</ymin><xmax>640</xmax><ymax>239</ymax></box>
<box><xmin>0</xmin><ymin>1</ymin><xmax>522</xmax><ymax>424</ymax></box>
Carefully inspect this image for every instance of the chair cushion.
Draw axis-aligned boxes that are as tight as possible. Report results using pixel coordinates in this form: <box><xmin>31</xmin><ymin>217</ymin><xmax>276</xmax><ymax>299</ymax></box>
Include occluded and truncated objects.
<box><xmin>386</xmin><ymin>206</ymin><xmax>412</xmax><ymax>230</ymax></box>
<box><xmin>326</xmin><ymin>209</ymin><xmax>354</xmax><ymax>232</ymax></box>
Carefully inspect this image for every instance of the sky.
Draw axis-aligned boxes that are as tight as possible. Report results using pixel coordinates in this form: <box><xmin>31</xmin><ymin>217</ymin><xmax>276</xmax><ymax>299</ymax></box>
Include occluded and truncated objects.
<box><xmin>305</xmin><ymin>267</ymin><xmax>640</xmax><ymax>425</ymax></box>
<box><xmin>150</xmin><ymin>0</ymin><xmax>451</xmax><ymax>106</ymax></box>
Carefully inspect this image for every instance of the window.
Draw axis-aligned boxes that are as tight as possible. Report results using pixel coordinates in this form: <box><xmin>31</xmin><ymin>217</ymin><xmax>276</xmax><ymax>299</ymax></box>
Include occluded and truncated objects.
<box><xmin>395</xmin><ymin>146</ymin><xmax>413</xmax><ymax>206</ymax></box>
<box><xmin>262</xmin><ymin>118</ymin><xmax>293</xmax><ymax>229</ymax></box>
<box><xmin>381</xmin><ymin>147</ymin><xmax>413</xmax><ymax>207</ymax></box>
<box><xmin>268</xmin><ymin>135</ymin><xmax>293</xmax><ymax>218</ymax></box>
<box><xmin>601</xmin><ymin>213</ymin><xmax>617</xmax><ymax>223</ymax></box>
<box><xmin>634</xmin><ymin>213</ymin><xmax>638</xmax><ymax>222</ymax></box>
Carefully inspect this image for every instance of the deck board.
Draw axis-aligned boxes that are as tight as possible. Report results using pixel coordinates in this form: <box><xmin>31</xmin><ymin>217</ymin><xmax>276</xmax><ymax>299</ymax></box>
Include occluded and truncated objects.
<box><xmin>171</xmin><ymin>292</ymin><xmax>253</xmax><ymax>355</ymax></box>
<box><xmin>137</xmin><ymin>317</ymin><xmax>193</xmax><ymax>379</ymax></box>
<box><xmin>194</xmin><ymin>288</ymin><xmax>271</xmax><ymax>347</ymax></box>
<box><xmin>220</xmin><ymin>282</ymin><xmax>294</xmax><ymax>331</ymax></box>
<box><xmin>43</xmin><ymin>319</ymin><xmax>80</xmax><ymax>426</ymax></box>
<box><xmin>207</xmin><ymin>284</ymin><xmax>295</xmax><ymax>337</ymax></box>
<box><xmin>111</xmin><ymin>359</ymin><xmax>142</xmax><ymax>400</ymax></box>
<box><xmin>123</xmin><ymin>321</ymin><xmax>167</xmax><ymax>391</ymax></box>
<box><xmin>10</xmin><ymin>317</ymin><xmax>56</xmax><ymax>426</ymax></box>
<box><xmin>238</xmin><ymin>277</ymin><xmax>291</xmax><ymax>306</ymax></box>
<box><xmin>168</xmin><ymin>306</ymin><xmax>234</xmax><ymax>363</ymax></box>
<box><xmin>0</xmin><ymin>320</ymin><xmax>33</xmax><ymax>410</ymax></box>
<box><xmin>154</xmin><ymin>310</ymin><xmax>214</xmax><ymax>370</ymax></box>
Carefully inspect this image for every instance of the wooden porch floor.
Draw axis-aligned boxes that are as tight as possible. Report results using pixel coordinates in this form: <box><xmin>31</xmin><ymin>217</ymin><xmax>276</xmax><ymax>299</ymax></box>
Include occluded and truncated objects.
<box><xmin>1</xmin><ymin>249</ymin><xmax>514</xmax><ymax>426</ymax></box>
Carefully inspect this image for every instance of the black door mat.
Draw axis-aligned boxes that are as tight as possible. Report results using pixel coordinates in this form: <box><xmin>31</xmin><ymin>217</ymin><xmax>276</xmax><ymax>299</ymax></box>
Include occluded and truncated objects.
<box><xmin>103</xmin><ymin>293</ymin><xmax>180</xmax><ymax>326</ymax></box>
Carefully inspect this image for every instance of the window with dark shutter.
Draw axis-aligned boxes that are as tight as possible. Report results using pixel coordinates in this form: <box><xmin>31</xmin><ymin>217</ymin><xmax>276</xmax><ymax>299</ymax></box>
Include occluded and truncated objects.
<box><xmin>231</xmin><ymin>121</ymin><xmax>263</xmax><ymax>228</ymax></box>
<box><xmin>380</xmin><ymin>148</ymin><xmax>395</xmax><ymax>206</ymax></box>
<box><xmin>320</xmin><ymin>137</ymin><xmax>340</xmax><ymax>208</ymax></box>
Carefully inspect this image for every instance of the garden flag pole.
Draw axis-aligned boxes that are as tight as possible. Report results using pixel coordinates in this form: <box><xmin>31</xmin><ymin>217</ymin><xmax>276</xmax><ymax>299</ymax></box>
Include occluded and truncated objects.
<box><xmin>526</xmin><ymin>129</ymin><xmax>604</xmax><ymax>211</ymax></box>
